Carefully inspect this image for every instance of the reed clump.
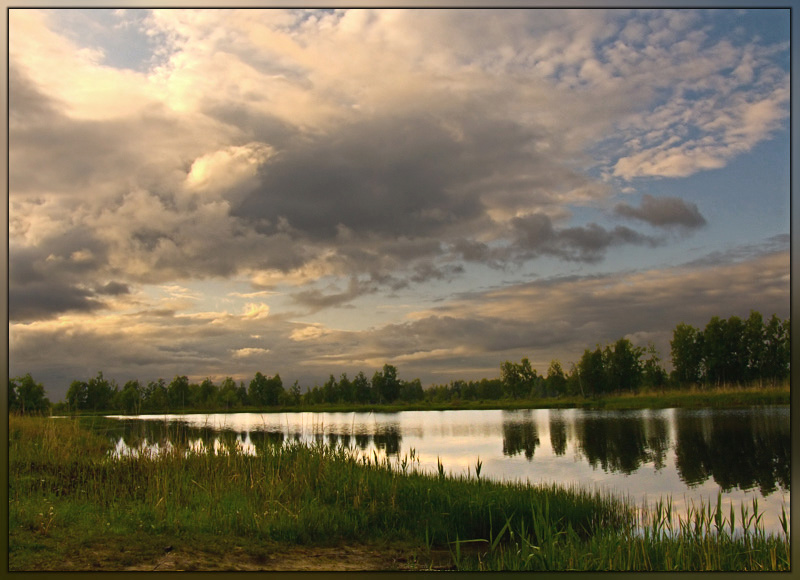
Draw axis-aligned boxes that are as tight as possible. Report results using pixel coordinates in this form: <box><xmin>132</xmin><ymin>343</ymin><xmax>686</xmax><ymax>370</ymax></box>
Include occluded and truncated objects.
<box><xmin>8</xmin><ymin>415</ymin><xmax>790</xmax><ymax>571</ymax></box>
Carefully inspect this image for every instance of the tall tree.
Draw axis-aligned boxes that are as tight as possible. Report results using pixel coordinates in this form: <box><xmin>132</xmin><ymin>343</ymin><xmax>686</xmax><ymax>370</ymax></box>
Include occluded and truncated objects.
<box><xmin>546</xmin><ymin>360</ymin><xmax>567</xmax><ymax>397</ymax></box>
<box><xmin>218</xmin><ymin>377</ymin><xmax>239</xmax><ymax>409</ymax></box>
<box><xmin>66</xmin><ymin>380</ymin><xmax>89</xmax><ymax>411</ymax></box>
<box><xmin>642</xmin><ymin>344</ymin><xmax>667</xmax><ymax>390</ymax></box>
<box><xmin>500</xmin><ymin>358</ymin><xmax>537</xmax><ymax>399</ymax></box>
<box><xmin>670</xmin><ymin>323</ymin><xmax>703</xmax><ymax>386</ymax></box>
<box><xmin>118</xmin><ymin>380</ymin><xmax>142</xmax><ymax>414</ymax></box>
<box><xmin>143</xmin><ymin>379</ymin><xmax>168</xmax><ymax>411</ymax></box>
<box><xmin>197</xmin><ymin>378</ymin><xmax>218</xmax><ymax>407</ymax></box>
<box><xmin>606</xmin><ymin>338</ymin><xmax>644</xmax><ymax>394</ymax></box>
<box><xmin>372</xmin><ymin>364</ymin><xmax>400</xmax><ymax>403</ymax></box>
<box><xmin>763</xmin><ymin>314</ymin><xmax>790</xmax><ymax>384</ymax></box>
<box><xmin>352</xmin><ymin>371</ymin><xmax>371</xmax><ymax>404</ymax></box>
<box><xmin>743</xmin><ymin>311</ymin><xmax>767</xmax><ymax>383</ymax></box>
<box><xmin>86</xmin><ymin>372</ymin><xmax>116</xmax><ymax>411</ymax></box>
<box><xmin>167</xmin><ymin>375</ymin><xmax>191</xmax><ymax>410</ymax></box>
<box><xmin>9</xmin><ymin>374</ymin><xmax>50</xmax><ymax>414</ymax></box>
<box><xmin>577</xmin><ymin>347</ymin><xmax>606</xmax><ymax>398</ymax></box>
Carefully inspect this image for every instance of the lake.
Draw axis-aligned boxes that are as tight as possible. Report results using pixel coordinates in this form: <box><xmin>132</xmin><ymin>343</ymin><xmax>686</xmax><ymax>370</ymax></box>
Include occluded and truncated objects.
<box><xmin>105</xmin><ymin>405</ymin><xmax>790</xmax><ymax>535</ymax></box>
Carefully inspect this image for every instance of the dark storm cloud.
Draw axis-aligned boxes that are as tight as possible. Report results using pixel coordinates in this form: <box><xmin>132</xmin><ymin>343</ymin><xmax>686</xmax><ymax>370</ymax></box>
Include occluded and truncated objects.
<box><xmin>510</xmin><ymin>213</ymin><xmax>661</xmax><ymax>263</ymax></box>
<box><xmin>8</xmin><ymin>230</ymin><xmax>114</xmax><ymax>321</ymax></box>
<box><xmin>614</xmin><ymin>194</ymin><xmax>707</xmax><ymax>229</ymax></box>
<box><xmin>9</xmin><ymin>283</ymin><xmax>104</xmax><ymax>322</ymax></box>
<box><xmin>233</xmin><ymin>111</ymin><xmax>540</xmax><ymax>240</ymax></box>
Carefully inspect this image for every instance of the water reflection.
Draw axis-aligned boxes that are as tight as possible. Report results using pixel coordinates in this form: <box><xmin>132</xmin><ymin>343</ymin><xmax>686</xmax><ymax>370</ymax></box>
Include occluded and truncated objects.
<box><xmin>573</xmin><ymin>413</ymin><xmax>670</xmax><ymax>475</ymax></box>
<box><xmin>502</xmin><ymin>413</ymin><xmax>541</xmax><ymax>459</ymax></box>
<box><xmin>106</xmin><ymin>407</ymin><xmax>789</xmax><ymax>497</ymax></box>
<box><xmin>674</xmin><ymin>409</ymin><xmax>791</xmax><ymax>495</ymax></box>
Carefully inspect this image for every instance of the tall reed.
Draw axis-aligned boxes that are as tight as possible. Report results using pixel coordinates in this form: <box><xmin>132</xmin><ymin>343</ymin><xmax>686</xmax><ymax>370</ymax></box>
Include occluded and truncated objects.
<box><xmin>8</xmin><ymin>415</ymin><xmax>790</xmax><ymax>571</ymax></box>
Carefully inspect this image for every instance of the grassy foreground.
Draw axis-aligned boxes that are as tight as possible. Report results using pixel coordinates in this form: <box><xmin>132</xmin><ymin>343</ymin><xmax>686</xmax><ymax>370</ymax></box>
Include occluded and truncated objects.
<box><xmin>8</xmin><ymin>415</ymin><xmax>790</xmax><ymax>571</ymax></box>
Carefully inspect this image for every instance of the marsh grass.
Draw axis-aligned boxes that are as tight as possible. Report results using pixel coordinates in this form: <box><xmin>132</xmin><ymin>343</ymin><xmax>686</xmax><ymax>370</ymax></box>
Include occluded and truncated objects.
<box><xmin>8</xmin><ymin>415</ymin><xmax>790</xmax><ymax>571</ymax></box>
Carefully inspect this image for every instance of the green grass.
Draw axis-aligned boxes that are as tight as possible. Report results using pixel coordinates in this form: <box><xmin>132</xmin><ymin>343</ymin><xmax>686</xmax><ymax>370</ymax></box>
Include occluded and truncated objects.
<box><xmin>8</xmin><ymin>415</ymin><xmax>791</xmax><ymax>571</ymax></box>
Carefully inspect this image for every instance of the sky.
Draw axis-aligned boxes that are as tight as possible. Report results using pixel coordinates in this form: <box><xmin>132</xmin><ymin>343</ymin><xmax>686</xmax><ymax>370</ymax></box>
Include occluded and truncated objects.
<box><xmin>7</xmin><ymin>7</ymin><xmax>792</xmax><ymax>401</ymax></box>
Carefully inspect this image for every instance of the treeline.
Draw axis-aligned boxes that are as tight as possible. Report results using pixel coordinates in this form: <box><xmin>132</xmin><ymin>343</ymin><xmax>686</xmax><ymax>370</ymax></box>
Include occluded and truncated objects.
<box><xmin>7</xmin><ymin>310</ymin><xmax>790</xmax><ymax>414</ymax></box>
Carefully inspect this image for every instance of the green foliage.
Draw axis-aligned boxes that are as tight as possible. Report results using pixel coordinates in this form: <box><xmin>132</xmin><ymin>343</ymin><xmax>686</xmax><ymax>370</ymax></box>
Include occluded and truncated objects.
<box><xmin>167</xmin><ymin>375</ymin><xmax>190</xmax><ymax>410</ymax></box>
<box><xmin>500</xmin><ymin>358</ymin><xmax>537</xmax><ymax>399</ymax></box>
<box><xmin>248</xmin><ymin>372</ymin><xmax>283</xmax><ymax>407</ymax></box>
<box><xmin>8</xmin><ymin>374</ymin><xmax>50</xmax><ymax>414</ymax></box>
<box><xmin>670</xmin><ymin>311</ymin><xmax>790</xmax><ymax>388</ymax></box>
<box><xmin>671</xmin><ymin>323</ymin><xmax>704</xmax><ymax>385</ymax></box>
<box><xmin>545</xmin><ymin>361</ymin><xmax>567</xmax><ymax>397</ymax></box>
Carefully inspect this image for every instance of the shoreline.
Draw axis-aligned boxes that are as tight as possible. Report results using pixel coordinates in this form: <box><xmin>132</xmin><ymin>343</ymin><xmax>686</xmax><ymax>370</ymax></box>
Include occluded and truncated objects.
<box><xmin>52</xmin><ymin>382</ymin><xmax>790</xmax><ymax>417</ymax></box>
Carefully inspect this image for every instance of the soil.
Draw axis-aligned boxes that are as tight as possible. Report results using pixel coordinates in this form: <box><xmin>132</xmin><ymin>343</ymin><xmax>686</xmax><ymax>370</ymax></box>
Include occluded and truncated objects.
<box><xmin>12</xmin><ymin>536</ymin><xmax>457</xmax><ymax>572</ymax></box>
<box><xmin>128</xmin><ymin>544</ymin><xmax>419</xmax><ymax>572</ymax></box>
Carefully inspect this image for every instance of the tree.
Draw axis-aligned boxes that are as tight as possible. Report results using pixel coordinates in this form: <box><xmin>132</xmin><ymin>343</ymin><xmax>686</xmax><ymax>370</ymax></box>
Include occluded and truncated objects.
<box><xmin>167</xmin><ymin>375</ymin><xmax>191</xmax><ymax>410</ymax></box>
<box><xmin>477</xmin><ymin>378</ymin><xmax>504</xmax><ymax>400</ymax></box>
<box><xmin>266</xmin><ymin>374</ymin><xmax>283</xmax><ymax>406</ymax></box>
<box><xmin>143</xmin><ymin>379</ymin><xmax>168</xmax><ymax>411</ymax></box>
<box><xmin>763</xmin><ymin>314</ymin><xmax>790</xmax><ymax>384</ymax></box>
<box><xmin>372</xmin><ymin>364</ymin><xmax>401</xmax><ymax>404</ymax></box>
<box><xmin>352</xmin><ymin>371</ymin><xmax>371</xmax><ymax>404</ymax></box>
<box><xmin>500</xmin><ymin>358</ymin><xmax>537</xmax><ymax>399</ymax></box>
<box><xmin>546</xmin><ymin>360</ymin><xmax>567</xmax><ymax>397</ymax></box>
<box><xmin>118</xmin><ymin>380</ymin><xmax>142</xmax><ymax>414</ymax></box>
<box><xmin>670</xmin><ymin>323</ymin><xmax>703</xmax><ymax>386</ymax></box>
<box><xmin>577</xmin><ymin>347</ymin><xmax>606</xmax><ymax>398</ymax></box>
<box><xmin>66</xmin><ymin>380</ymin><xmax>89</xmax><ymax>411</ymax></box>
<box><xmin>218</xmin><ymin>377</ymin><xmax>239</xmax><ymax>409</ymax></box>
<box><xmin>399</xmin><ymin>378</ymin><xmax>424</xmax><ymax>402</ymax></box>
<box><xmin>197</xmin><ymin>378</ymin><xmax>218</xmax><ymax>408</ymax></box>
<box><xmin>743</xmin><ymin>310</ymin><xmax>767</xmax><ymax>383</ymax></box>
<box><xmin>86</xmin><ymin>372</ymin><xmax>116</xmax><ymax>411</ymax></box>
<box><xmin>606</xmin><ymin>338</ymin><xmax>644</xmax><ymax>394</ymax></box>
<box><xmin>338</xmin><ymin>373</ymin><xmax>353</xmax><ymax>403</ymax></box>
<box><xmin>287</xmin><ymin>381</ymin><xmax>302</xmax><ymax>406</ymax></box>
<box><xmin>9</xmin><ymin>374</ymin><xmax>50</xmax><ymax>414</ymax></box>
<box><xmin>249</xmin><ymin>372</ymin><xmax>271</xmax><ymax>406</ymax></box>
<box><xmin>236</xmin><ymin>381</ymin><xmax>249</xmax><ymax>406</ymax></box>
<box><xmin>322</xmin><ymin>374</ymin><xmax>339</xmax><ymax>404</ymax></box>
<box><xmin>642</xmin><ymin>344</ymin><xmax>668</xmax><ymax>390</ymax></box>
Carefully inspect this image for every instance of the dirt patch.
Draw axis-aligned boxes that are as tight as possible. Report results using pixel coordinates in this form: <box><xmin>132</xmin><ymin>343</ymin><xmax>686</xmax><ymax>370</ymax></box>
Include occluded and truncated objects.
<box><xmin>122</xmin><ymin>544</ymin><xmax>448</xmax><ymax>571</ymax></box>
<box><xmin>10</xmin><ymin>530</ymin><xmax>456</xmax><ymax>571</ymax></box>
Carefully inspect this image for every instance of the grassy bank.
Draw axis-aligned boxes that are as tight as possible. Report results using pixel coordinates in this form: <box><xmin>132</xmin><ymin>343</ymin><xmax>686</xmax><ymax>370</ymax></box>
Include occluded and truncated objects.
<box><xmin>8</xmin><ymin>415</ymin><xmax>790</xmax><ymax>571</ymax></box>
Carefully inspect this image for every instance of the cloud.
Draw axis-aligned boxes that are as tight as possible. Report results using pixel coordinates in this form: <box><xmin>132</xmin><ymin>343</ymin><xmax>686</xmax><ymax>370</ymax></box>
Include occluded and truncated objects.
<box><xmin>96</xmin><ymin>281</ymin><xmax>131</xmax><ymax>296</ymax></box>
<box><xmin>7</xmin><ymin>9</ymin><xmax>789</xmax><ymax>397</ymax></box>
<box><xmin>614</xmin><ymin>194</ymin><xmax>707</xmax><ymax>229</ymax></box>
<box><xmin>8</xmin><ymin>241</ymin><xmax>789</xmax><ymax>399</ymax></box>
<box><xmin>232</xmin><ymin>347</ymin><xmax>271</xmax><ymax>359</ymax></box>
<box><xmin>509</xmin><ymin>213</ymin><xmax>661</xmax><ymax>263</ymax></box>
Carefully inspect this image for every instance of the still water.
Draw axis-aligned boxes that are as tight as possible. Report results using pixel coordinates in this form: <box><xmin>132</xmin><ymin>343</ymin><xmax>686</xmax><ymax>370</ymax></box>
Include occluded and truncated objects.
<box><xmin>106</xmin><ymin>406</ymin><xmax>790</xmax><ymax>535</ymax></box>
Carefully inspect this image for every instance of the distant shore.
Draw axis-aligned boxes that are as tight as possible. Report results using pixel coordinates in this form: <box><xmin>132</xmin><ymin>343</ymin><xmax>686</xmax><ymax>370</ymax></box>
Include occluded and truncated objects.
<box><xmin>55</xmin><ymin>382</ymin><xmax>789</xmax><ymax>417</ymax></box>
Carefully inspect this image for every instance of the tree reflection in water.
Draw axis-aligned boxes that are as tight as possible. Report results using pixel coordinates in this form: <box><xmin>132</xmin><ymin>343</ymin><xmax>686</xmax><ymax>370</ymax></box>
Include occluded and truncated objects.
<box><xmin>106</xmin><ymin>407</ymin><xmax>789</xmax><ymax>497</ymax></box>
<box><xmin>574</xmin><ymin>415</ymin><xmax>663</xmax><ymax>474</ymax></box>
<box><xmin>548</xmin><ymin>411</ymin><xmax>568</xmax><ymax>456</ymax></box>
<box><xmin>502</xmin><ymin>417</ymin><xmax>540</xmax><ymax>460</ymax></box>
<box><xmin>674</xmin><ymin>409</ymin><xmax>790</xmax><ymax>495</ymax></box>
